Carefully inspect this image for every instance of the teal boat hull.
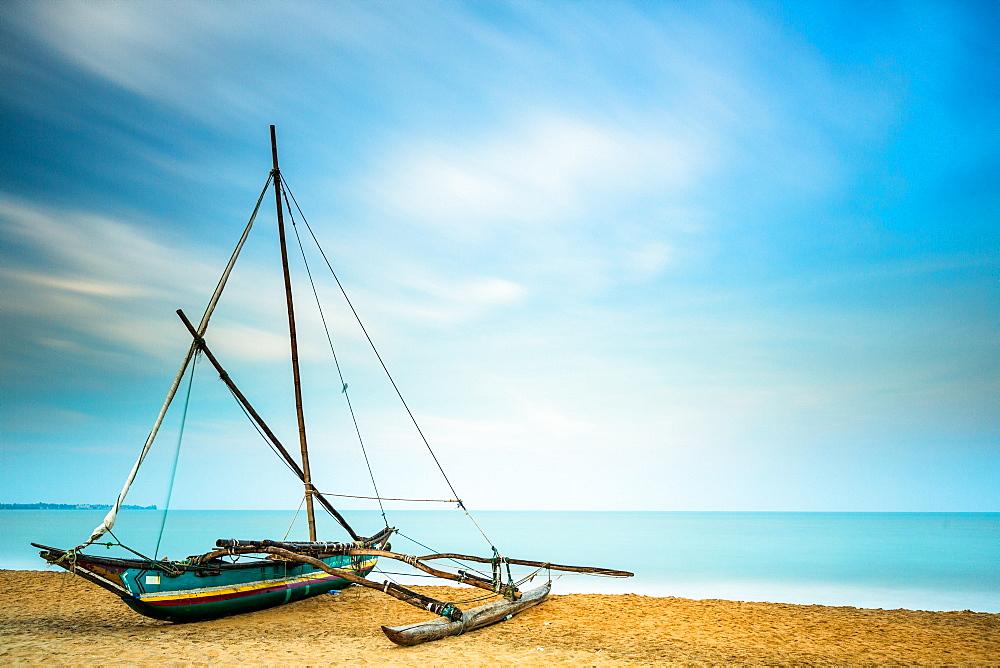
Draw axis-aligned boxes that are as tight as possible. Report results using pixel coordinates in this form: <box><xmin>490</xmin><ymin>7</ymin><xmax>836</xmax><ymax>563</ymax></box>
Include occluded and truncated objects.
<box><xmin>36</xmin><ymin>544</ymin><xmax>377</xmax><ymax>622</ymax></box>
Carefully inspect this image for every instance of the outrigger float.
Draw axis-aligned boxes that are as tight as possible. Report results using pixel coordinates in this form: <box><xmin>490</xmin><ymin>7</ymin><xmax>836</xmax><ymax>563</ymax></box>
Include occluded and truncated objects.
<box><xmin>36</xmin><ymin>126</ymin><xmax>632</xmax><ymax>645</ymax></box>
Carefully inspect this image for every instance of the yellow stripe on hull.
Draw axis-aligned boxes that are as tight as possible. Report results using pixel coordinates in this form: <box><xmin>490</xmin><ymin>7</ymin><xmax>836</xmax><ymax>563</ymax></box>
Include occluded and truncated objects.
<box><xmin>137</xmin><ymin>557</ymin><xmax>378</xmax><ymax>603</ymax></box>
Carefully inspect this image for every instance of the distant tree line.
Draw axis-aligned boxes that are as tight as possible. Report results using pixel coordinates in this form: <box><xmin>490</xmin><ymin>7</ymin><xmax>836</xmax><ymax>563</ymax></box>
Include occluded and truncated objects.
<box><xmin>0</xmin><ymin>503</ymin><xmax>158</xmax><ymax>510</ymax></box>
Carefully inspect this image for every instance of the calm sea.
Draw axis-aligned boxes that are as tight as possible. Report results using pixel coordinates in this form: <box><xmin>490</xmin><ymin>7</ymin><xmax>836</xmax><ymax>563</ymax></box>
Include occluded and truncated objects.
<box><xmin>2</xmin><ymin>510</ymin><xmax>997</xmax><ymax>613</ymax></box>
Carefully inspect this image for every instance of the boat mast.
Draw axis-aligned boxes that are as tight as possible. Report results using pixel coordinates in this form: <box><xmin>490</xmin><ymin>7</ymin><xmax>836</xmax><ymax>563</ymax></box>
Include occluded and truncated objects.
<box><xmin>270</xmin><ymin>124</ymin><xmax>317</xmax><ymax>541</ymax></box>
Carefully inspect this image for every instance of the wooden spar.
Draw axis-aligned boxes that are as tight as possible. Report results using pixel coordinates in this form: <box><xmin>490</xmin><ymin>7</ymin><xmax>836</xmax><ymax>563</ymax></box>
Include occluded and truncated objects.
<box><xmin>349</xmin><ymin>549</ymin><xmax>514</xmax><ymax>595</ymax></box>
<box><xmin>193</xmin><ymin>540</ymin><xmax>631</xmax><ymax>590</ymax></box>
<box><xmin>416</xmin><ymin>552</ymin><xmax>634</xmax><ymax>577</ymax></box>
<box><xmin>246</xmin><ymin>546</ymin><xmax>462</xmax><ymax>620</ymax></box>
<box><xmin>175</xmin><ymin>308</ymin><xmax>361</xmax><ymax>541</ymax></box>
<box><xmin>382</xmin><ymin>582</ymin><xmax>551</xmax><ymax>647</ymax></box>
<box><xmin>270</xmin><ymin>125</ymin><xmax>317</xmax><ymax>542</ymax></box>
<box><xmin>213</xmin><ymin>531</ymin><xmax>395</xmax><ymax>552</ymax></box>
<box><xmin>193</xmin><ymin>543</ymin><xmax>507</xmax><ymax>597</ymax></box>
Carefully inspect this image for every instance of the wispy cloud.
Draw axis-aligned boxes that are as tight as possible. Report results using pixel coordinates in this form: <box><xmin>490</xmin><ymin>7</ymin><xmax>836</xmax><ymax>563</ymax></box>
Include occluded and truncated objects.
<box><xmin>0</xmin><ymin>197</ymin><xmax>197</xmax><ymax>364</ymax></box>
<box><xmin>0</xmin><ymin>195</ymin><xmax>297</xmax><ymax>369</ymax></box>
<box><xmin>368</xmin><ymin>112</ymin><xmax>713</xmax><ymax>237</ymax></box>
<box><xmin>9</xmin><ymin>1</ymin><xmax>268</xmax><ymax>124</ymax></box>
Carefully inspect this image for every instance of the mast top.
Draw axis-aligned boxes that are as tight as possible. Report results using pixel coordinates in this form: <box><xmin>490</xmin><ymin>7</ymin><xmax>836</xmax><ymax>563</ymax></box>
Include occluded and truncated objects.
<box><xmin>270</xmin><ymin>125</ymin><xmax>280</xmax><ymax>174</ymax></box>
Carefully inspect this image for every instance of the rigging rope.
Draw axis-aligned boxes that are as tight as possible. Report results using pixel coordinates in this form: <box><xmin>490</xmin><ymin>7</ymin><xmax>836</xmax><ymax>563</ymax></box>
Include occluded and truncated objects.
<box><xmin>226</xmin><ymin>382</ymin><xmax>299</xmax><ymax>478</ymax></box>
<box><xmin>79</xmin><ymin>175</ymin><xmax>273</xmax><ymax>550</ymax></box>
<box><xmin>394</xmin><ymin>530</ymin><xmax>491</xmax><ymax>580</ymax></box>
<box><xmin>216</xmin><ymin>346</ymin><xmax>360</xmax><ymax>532</ymax></box>
<box><xmin>283</xmin><ymin>494</ymin><xmax>307</xmax><ymax>541</ymax></box>
<box><xmin>154</xmin><ymin>351</ymin><xmax>199</xmax><ymax>559</ymax></box>
<box><xmin>107</xmin><ymin>530</ymin><xmax>181</xmax><ymax>575</ymax></box>
<box><xmin>280</xmin><ymin>176</ymin><xmax>498</xmax><ymax>551</ymax></box>
<box><xmin>281</xmin><ymin>181</ymin><xmax>388</xmax><ymax>528</ymax></box>
<box><xmin>316</xmin><ymin>492</ymin><xmax>459</xmax><ymax>503</ymax></box>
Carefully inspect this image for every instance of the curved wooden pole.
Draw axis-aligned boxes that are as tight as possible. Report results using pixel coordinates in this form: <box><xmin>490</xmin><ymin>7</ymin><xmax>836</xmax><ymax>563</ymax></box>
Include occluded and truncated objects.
<box><xmin>229</xmin><ymin>546</ymin><xmax>462</xmax><ymax>619</ymax></box>
<box><xmin>192</xmin><ymin>544</ymin><xmax>508</xmax><ymax>597</ymax></box>
<box><xmin>417</xmin><ymin>553</ymin><xmax>634</xmax><ymax>577</ymax></box>
<box><xmin>346</xmin><ymin>549</ymin><xmax>508</xmax><ymax>596</ymax></box>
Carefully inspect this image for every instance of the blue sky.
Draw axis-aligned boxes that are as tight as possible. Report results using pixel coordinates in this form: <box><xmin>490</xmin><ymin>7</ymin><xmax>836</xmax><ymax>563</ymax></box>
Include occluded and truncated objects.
<box><xmin>1</xmin><ymin>0</ymin><xmax>996</xmax><ymax>514</ymax></box>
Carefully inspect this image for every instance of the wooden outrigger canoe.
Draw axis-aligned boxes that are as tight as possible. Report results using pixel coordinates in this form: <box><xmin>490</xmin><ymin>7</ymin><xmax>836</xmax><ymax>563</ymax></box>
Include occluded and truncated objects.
<box><xmin>34</xmin><ymin>125</ymin><xmax>632</xmax><ymax>643</ymax></box>
<box><xmin>382</xmin><ymin>582</ymin><xmax>552</xmax><ymax>646</ymax></box>
<box><xmin>37</xmin><ymin>536</ymin><xmax>629</xmax><ymax>644</ymax></box>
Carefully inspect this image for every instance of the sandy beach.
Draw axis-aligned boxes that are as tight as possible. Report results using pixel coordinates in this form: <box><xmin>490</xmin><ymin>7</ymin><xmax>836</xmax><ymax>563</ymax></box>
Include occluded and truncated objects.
<box><xmin>1</xmin><ymin>569</ymin><xmax>997</xmax><ymax>665</ymax></box>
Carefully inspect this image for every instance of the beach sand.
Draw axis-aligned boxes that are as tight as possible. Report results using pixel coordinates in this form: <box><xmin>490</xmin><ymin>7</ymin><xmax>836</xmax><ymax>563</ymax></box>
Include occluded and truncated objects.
<box><xmin>1</xmin><ymin>570</ymin><xmax>997</xmax><ymax>665</ymax></box>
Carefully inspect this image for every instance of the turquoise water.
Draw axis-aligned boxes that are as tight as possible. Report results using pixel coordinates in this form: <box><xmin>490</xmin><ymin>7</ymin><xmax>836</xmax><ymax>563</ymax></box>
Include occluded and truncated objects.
<box><xmin>2</xmin><ymin>510</ymin><xmax>997</xmax><ymax>612</ymax></box>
